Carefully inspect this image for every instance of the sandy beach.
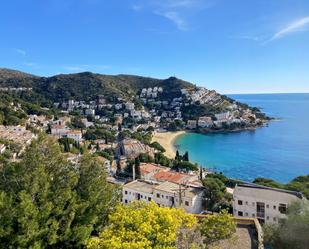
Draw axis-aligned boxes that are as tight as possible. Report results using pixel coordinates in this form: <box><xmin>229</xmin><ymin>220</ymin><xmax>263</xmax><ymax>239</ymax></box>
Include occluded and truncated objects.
<box><xmin>152</xmin><ymin>131</ymin><xmax>186</xmax><ymax>159</ymax></box>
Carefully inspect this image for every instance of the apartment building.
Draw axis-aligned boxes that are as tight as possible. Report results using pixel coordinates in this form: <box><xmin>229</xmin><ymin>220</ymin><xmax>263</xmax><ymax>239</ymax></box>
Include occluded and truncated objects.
<box><xmin>122</xmin><ymin>180</ymin><xmax>204</xmax><ymax>214</ymax></box>
<box><xmin>233</xmin><ymin>183</ymin><xmax>303</xmax><ymax>224</ymax></box>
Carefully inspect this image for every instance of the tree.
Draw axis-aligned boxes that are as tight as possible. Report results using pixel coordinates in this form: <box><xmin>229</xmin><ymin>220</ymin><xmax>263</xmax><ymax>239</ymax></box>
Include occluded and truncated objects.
<box><xmin>149</xmin><ymin>141</ymin><xmax>166</xmax><ymax>153</ymax></box>
<box><xmin>134</xmin><ymin>157</ymin><xmax>141</xmax><ymax>179</ymax></box>
<box><xmin>264</xmin><ymin>200</ymin><xmax>309</xmax><ymax>249</ymax></box>
<box><xmin>175</xmin><ymin>150</ymin><xmax>180</xmax><ymax>161</ymax></box>
<box><xmin>117</xmin><ymin>123</ymin><xmax>122</xmax><ymax>132</ymax></box>
<box><xmin>0</xmin><ymin>135</ymin><xmax>120</xmax><ymax>248</ymax></box>
<box><xmin>183</xmin><ymin>151</ymin><xmax>189</xmax><ymax>161</ymax></box>
<box><xmin>199</xmin><ymin>210</ymin><xmax>236</xmax><ymax>247</ymax></box>
<box><xmin>173</xmin><ymin>161</ymin><xmax>199</xmax><ymax>172</ymax></box>
<box><xmin>202</xmin><ymin>178</ymin><xmax>226</xmax><ymax>211</ymax></box>
<box><xmin>87</xmin><ymin>201</ymin><xmax>196</xmax><ymax>249</ymax></box>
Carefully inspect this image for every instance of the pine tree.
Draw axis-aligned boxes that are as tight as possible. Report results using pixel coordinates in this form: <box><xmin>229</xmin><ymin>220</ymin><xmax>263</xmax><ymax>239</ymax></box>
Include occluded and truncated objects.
<box><xmin>135</xmin><ymin>157</ymin><xmax>141</xmax><ymax>179</ymax></box>
<box><xmin>0</xmin><ymin>135</ymin><xmax>120</xmax><ymax>248</ymax></box>
<box><xmin>183</xmin><ymin>151</ymin><xmax>189</xmax><ymax>161</ymax></box>
<box><xmin>175</xmin><ymin>150</ymin><xmax>180</xmax><ymax>161</ymax></box>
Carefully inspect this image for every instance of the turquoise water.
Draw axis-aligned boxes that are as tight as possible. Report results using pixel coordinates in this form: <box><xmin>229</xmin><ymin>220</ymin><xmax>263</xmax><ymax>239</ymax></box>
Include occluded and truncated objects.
<box><xmin>174</xmin><ymin>93</ymin><xmax>309</xmax><ymax>183</ymax></box>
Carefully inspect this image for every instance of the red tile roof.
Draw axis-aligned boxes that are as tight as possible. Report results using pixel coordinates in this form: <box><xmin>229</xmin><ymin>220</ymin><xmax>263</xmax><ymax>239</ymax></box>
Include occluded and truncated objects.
<box><xmin>153</xmin><ymin>171</ymin><xmax>188</xmax><ymax>184</ymax></box>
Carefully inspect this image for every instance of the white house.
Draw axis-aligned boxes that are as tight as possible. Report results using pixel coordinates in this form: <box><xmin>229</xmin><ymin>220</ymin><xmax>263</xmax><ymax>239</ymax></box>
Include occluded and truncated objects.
<box><xmin>115</xmin><ymin>103</ymin><xmax>123</xmax><ymax>110</ymax></box>
<box><xmin>233</xmin><ymin>183</ymin><xmax>304</xmax><ymax>224</ymax></box>
<box><xmin>125</xmin><ymin>102</ymin><xmax>135</xmax><ymax>111</ymax></box>
<box><xmin>85</xmin><ymin>109</ymin><xmax>95</xmax><ymax>116</ymax></box>
<box><xmin>122</xmin><ymin>180</ymin><xmax>204</xmax><ymax>214</ymax></box>
<box><xmin>66</xmin><ymin>130</ymin><xmax>83</xmax><ymax>142</ymax></box>
<box><xmin>51</xmin><ymin>124</ymin><xmax>68</xmax><ymax>137</ymax></box>
<box><xmin>215</xmin><ymin>112</ymin><xmax>230</xmax><ymax>121</ymax></box>
<box><xmin>186</xmin><ymin>120</ymin><xmax>197</xmax><ymax>129</ymax></box>
<box><xmin>198</xmin><ymin>116</ymin><xmax>213</xmax><ymax>128</ymax></box>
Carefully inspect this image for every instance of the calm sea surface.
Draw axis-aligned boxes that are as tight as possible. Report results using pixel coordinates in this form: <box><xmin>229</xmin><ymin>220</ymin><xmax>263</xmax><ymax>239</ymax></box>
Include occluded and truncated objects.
<box><xmin>174</xmin><ymin>93</ymin><xmax>309</xmax><ymax>183</ymax></box>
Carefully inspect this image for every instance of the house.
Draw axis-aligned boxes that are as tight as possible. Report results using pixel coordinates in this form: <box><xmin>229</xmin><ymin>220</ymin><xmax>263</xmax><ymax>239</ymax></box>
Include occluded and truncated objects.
<box><xmin>152</xmin><ymin>171</ymin><xmax>201</xmax><ymax>186</ymax></box>
<box><xmin>115</xmin><ymin>103</ymin><xmax>123</xmax><ymax>110</ymax></box>
<box><xmin>117</xmin><ymin>139</ymin><xmax>155</xmax><ymax>159</ymax></box>
<box><xmin>125</xmin><ymin>102</ymin><xmax>135</xmax><ymax>111</ymax></box>
<box><xmin>51</xmin><ymin>124</ymin><xmax>68</xmax><ymax>137</ymax></box>
<box><xmin>139</xmin><ymin>163</ymin><xmax>169</xmax><ymax>180</ymax></box>
<box><xmin>215</xmin><ymin>112</ymin><xmax>230</xmax><ymax>121</ymax></box>
<box><xmin>153</xmin><ymin>181</ymin><xmax>204</xmax><ymax>213</ymax></box>
<box><xmin>0</xmin><ymin>125</ymin><xmax>36</xmax><ymax>153</ymax></box>
<box><xmin>122</xmin><ymin>180</ymin><xmax>204</xmax><ymax>214</ymax></box>
<box><xmin>85</xmin><ymin>109</ymin><xmax>95</xmax><ymax>116</ymax></box>
<box><xmin>66</xmin><ymin>130</ymin><xmax>82</xmax><ymax>142</ymax></box>
<box><xmin>198</xmin><ymin>116</ymin><xmax>213</xmax><ymax>128</ymax></box>
<box><xmin>186</xmin><ymin>120</ymin><xmax>197</xmax><ymax>129</ymax></box>
<box><xmin>233</xmin><ymin>183</ymin><xmax>304</xmax><ymax>224</ymax></box>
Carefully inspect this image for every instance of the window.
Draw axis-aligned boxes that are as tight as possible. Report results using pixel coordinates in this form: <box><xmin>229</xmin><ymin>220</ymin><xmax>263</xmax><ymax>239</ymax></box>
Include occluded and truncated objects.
<box><xmin>245</xmin><ymin>212</ymin><xmax>248</xmax><ymax>216</ymax></box>
<box><xmin>245</xmin><ymin>201</ymin><xmax>248</xmax><ymax>205</ymax></box>
<box><xmin>185</xmin><ymin>201</ymin><xmax>189</xmax><ymax>206</ymax></box>
<box><xmin>238</xmin><ymin>200</ymin><xmax>243</xmax><ymax>205</ymax></box>
<box><xmin>124</xmin><ymin>199</ymin><xmax>128</xmax><ymax>204</ymax></box>
<box><xmin>279</xmin><ymin>203</ymin><xmax>287</xmax><ymax>214</ymax></box>
<box><xmin>166</xmin><ymin>196</ymin><xmax>168</xmax><ymax>199</ymax></box>
<box><xmin>267</xmin><ymin>216</ymin><xmax>269</xmax><ymax>220</ymax></box>
<box><xmin>141</xmin><ymin>195</ymin><xmax>143</xmax><ymax>198</ymax></box>
<box><xmin>148</xmin><ymin>197</ymin><xmax>151</xmax><ymax>201</ymax></box>
<box><xmin>273</xmin><ymin>205</ymin><xmax>276</xmax><ymax>210</ymax></box>
<box><xmin>238</xmin><ymin>211</ymin><xmax>243</xmax><ymax>217</ymax></box>
<box><xmin>156</xmin><ymin>193</ymin><xmax>160</xmax><ymax>198</ymax></box>
<box><xmin>273</xmin><ymin>217</ymin><xmax>277</xmax><ymax>221</ymax></box>
<box><xmin>266</xmin><ymin>204</ymin><xmax>269</xmax><ymax>208</ymax></box>
<box><xmin>161</xmin><ymin>195</ymin><xmax>164</xmax><ymax>198</ymax></box>
<box><xmin>125</xmin><ymin>191</ymin><xmax>128</xmax><ymax>195</ymax></box>
<box><xmin>252</xmin><ymin>214</ymin><xmax>255</xmax><ymax>217</ymax></box>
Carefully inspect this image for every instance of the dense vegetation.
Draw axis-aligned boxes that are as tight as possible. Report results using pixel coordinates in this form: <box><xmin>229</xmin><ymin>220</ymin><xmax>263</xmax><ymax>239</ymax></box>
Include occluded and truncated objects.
<box><xmin>0</xmin><ymin>135</ymin><xmax>120</xmax><ymax>248</ymax></box>
<box><xmin>87</xmin><ymin>201</ymin><xmax>236</xmax><ymax>249</ymax></box>
<box><xmin>264</xmin><ymin>200</ymin><xmax>309</xmax><ymax>249</ymax></box>
<box><xmin>0</xmin><ymin>68</ymin><xmax>192</xmax><ymax>103</ymax></box>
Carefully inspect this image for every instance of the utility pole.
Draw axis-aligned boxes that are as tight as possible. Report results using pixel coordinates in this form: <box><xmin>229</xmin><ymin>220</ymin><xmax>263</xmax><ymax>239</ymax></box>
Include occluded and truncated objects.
<box><xmin>132</xmin><ymin>163</ymin><xmax>136</xmax><ymax>181</ymax></box>
<box><xmin>172</xmin><ymin>182</ymin><xmax>188</xmax><ymax>207</ymax></box>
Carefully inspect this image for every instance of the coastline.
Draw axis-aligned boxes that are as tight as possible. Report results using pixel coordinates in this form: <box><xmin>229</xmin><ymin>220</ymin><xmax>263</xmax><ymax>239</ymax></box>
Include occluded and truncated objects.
<box><xmin>152</xmin><ymin>131</ymin><xmax>186</xmax><ymax>159</ymax></box>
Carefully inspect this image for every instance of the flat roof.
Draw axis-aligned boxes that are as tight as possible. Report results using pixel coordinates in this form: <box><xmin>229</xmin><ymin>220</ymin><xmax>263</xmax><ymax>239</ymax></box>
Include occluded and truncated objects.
<box><xmin>124</xmin><ymin>180</ymin><xmax>158</xmax><ymax>194</ymax></box>
<box><xmin>236</xmin><ymin>183</ymin><xmax>303</xmax><ymax>199</ymax></box>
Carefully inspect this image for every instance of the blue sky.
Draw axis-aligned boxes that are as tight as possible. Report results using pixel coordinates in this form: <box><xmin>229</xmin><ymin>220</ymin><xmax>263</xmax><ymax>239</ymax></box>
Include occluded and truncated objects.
<box><xmin>1</xmin><ymin>0</ymin><xmax>309</xmax><ymax>93</ymax></box>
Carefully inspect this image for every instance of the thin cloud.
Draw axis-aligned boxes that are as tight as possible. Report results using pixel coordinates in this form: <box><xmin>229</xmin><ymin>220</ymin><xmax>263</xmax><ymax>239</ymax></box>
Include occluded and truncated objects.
<box><xmin>63</xmin><ymin>64</ymin><xmax>110</xmax><ymax>72</ymax></box>
<box><xmin>155</xmin><ymin>11</ymin><xmax>188</xmax><ymax>30</ymax></box>
<box><xmin>269</xmin><ymin>16</ymin><xmax>309</xmax><ymax>42</ymax></box>
<box><xmin>157</xmin><ymin>0</ymin><xmax>200</xmax><ymax>8</ymax></box>
<box><xmin>14</xmin><ymin>48</ymin><xmax>26</xmax><ymax>56</ymax></box>
<box><xmin>24</xmin><ymin>62</ymin><xmax>38</xmax><ymax>67</ymax></box>
<box><xmin>131</xmin><ymin>0</ymin><xmax>211</xmax><ymax>31</ymax></box>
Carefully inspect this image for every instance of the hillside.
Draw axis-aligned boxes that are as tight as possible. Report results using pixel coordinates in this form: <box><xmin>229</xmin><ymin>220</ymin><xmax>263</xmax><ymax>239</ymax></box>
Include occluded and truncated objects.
<box><xmin>0</xmin><ymin>68</ymin><xmax>269</xmax><ymax>128</ymax></box>
<box><xmin>0</xmin><ymin>68</ymin><xmax>40</xmax><ymax>87</ymax></box>
<box><xmin>0</xmin><ymin>68</ymin><xmax>192</xmax><ymax>102</ymax></box>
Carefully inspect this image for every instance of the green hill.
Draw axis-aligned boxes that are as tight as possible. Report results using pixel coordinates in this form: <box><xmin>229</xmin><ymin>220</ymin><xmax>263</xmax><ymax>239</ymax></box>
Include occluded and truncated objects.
<box><xmin>0</xmin><ymin>68</ymin><xmax>192</xmax><ymax>102</ymax></box>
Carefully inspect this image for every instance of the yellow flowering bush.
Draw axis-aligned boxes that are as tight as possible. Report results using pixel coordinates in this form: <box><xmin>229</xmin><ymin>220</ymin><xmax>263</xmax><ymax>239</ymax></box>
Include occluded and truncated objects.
<box><xmin>87</xmin><ymin>201</ymin><xmax>197</xmax><ymax>249</ymax></box>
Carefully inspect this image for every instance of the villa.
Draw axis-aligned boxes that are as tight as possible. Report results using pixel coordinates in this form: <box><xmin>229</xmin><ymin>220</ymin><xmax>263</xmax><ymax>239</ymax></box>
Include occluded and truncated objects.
<box><xmin>233</xmin><ymin>183</ymin><xmax>304</xmax><ymax>224</ymax></box>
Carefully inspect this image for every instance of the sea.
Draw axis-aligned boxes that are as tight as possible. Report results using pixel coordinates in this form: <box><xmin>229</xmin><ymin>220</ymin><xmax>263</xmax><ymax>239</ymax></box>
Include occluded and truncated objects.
<box><xmin>174</xmin><ymin>93</ymin><xmax>309</xmax><ymax>183</ymax></box>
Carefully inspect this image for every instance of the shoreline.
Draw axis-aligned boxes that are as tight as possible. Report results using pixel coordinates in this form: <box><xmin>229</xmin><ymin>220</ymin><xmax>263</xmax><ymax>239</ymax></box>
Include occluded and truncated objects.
<box><xmin>152</xmin><ymin>131</ymin><xmax>186</xmax><ymax>159</ymax></box>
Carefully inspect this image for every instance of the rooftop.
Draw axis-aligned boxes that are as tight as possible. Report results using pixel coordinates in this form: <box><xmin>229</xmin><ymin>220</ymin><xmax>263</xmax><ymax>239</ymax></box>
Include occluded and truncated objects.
<box><xmin>236</xmin><ymin>183</ymin><xmax>303</xmax><ymax>199</ymax></box>
<box><xmin>124</xmin><ymin>180</ymin><xmax>158</xmax><ymax>194</ymax></box>
<box><xmin>139</xmin><ymin>163</ymin><xmax>168</xmax><ymax>175</ymax></box>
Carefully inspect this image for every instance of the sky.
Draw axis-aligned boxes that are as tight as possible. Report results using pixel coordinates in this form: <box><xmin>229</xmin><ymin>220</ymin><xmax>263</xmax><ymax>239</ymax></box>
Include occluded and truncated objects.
<box><xmin>1</xmin><ymin>0</ymin><xmax>309</xmax><ymax>94</ymax></box>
